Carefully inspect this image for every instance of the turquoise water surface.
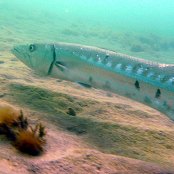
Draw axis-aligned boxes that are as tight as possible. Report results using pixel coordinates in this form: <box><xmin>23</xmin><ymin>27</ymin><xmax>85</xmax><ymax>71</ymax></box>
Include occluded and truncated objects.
<box><xmin>0</xmin><ymin>0</ymin><xmax>174</xmax><ymax>63</ymax></box>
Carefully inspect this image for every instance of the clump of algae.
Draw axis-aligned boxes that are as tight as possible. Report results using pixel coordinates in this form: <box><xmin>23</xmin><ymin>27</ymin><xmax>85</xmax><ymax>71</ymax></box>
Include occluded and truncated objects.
<box><xmin>15</xmin><ymin>122</ymin><xmax>46</xmax><ymax>156</ymax></box>
<box><xmin>0</xmin><ymin>103</ymin><xmax>46</xmax><ymax>156</ymax></box>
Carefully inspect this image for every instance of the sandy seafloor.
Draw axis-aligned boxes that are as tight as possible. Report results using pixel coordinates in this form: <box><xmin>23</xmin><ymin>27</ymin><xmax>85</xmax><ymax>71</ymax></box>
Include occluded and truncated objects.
<box><xmin>1</xmin><ymin>2</ymin><xmax>174</xmax><ymax>173</ymax></box>
<box><xmin>0</xmin><ymin>49</ymin><xmax>174</xmax><ymax>173</ymax></box>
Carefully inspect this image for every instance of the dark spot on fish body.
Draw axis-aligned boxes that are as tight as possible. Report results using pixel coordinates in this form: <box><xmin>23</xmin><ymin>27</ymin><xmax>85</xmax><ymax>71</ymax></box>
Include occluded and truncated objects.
<box><xmin>102</xmin><ymin>54</ymin><xmax>109</xmax><ymax>64</ymax></box>
<box><xmin>155</xmin><ymin>89</ymin><xmax>161</xmax><ymax>98</ymax></box>
<box><xmin>105</xmin><ymin>54</ymin><xmax>109</xmax><ymax>59</ymax></box>
<box><xmin>134</xmin><ymin>80</ymin><xmax>140</xmax><ymax>90</ymax></box>
<box><xmin>0</xmin><ymin>61</ymin><xmax>5</xmax><ymax>64</ymax></box>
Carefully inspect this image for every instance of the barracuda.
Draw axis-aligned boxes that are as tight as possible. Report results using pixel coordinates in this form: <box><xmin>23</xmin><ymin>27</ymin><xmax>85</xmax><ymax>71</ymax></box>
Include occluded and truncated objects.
<box><xmin>12</xmin><ymin>42</ymin><xmax>174</xmax><ymax>120</ymax></box>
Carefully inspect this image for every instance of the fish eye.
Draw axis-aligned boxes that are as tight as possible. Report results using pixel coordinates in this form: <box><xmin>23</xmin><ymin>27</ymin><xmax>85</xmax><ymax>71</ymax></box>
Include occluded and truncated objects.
<box><xmin>29</xmin><ymin>44</ymin><xmax>36</xmax><ymax>52</ymax></box>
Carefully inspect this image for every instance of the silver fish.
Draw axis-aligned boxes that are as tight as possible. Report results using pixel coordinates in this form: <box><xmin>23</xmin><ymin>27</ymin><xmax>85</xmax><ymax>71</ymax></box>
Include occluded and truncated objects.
<box><xmin>12</xmin><ymin>42</ymin><xmax>174</xmax><ymax>120</ymax></box>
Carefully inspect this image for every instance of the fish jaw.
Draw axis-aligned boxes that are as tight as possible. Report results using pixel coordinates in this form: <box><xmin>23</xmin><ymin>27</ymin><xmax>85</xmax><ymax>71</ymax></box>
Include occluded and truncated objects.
<box><xmin>11</xmin><ymin>44</ymin><xmax>55</xmax><ymax>75</ymax></box>
<box><xmin>11</xmin><ymin>45</ymin><xmax>33</xmax><ymax>69</ymax></box>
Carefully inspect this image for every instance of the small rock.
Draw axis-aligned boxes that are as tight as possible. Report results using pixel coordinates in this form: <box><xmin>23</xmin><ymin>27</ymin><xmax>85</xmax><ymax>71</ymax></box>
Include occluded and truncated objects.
<box><xmin>66</xmin><ymin>107</ymin><xmax>76</xmax><ymax>116</ymax></box>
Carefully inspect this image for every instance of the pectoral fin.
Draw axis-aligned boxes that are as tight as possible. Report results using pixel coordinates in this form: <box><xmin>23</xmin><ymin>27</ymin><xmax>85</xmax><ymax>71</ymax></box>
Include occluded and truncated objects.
<box><xmin>55</xmin><ymin>61</ymin><xmax>67</xmax><ymax>72</ymax></box>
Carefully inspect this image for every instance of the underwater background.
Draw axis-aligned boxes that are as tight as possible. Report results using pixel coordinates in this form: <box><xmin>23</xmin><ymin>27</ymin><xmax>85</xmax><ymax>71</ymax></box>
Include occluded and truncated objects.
<box><xmin>0</xmin><ymin>0</ymin><xmax>174</xmax><ymax>64</ymax></box>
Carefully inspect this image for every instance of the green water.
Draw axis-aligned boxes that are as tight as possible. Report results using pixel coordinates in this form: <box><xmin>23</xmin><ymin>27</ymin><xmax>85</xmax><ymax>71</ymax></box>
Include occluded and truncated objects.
<box><xmin>1</xmin><ymin>0</ymin><xmax>174</xmax><ymax>63</ymax></box>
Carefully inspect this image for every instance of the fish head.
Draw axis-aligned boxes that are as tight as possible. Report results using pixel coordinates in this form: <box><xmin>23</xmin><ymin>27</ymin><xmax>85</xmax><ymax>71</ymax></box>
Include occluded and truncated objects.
<box><xmin>11</xmin><ymin>44</ymin><xmax>54</xmax><ymax>75</ymax></box>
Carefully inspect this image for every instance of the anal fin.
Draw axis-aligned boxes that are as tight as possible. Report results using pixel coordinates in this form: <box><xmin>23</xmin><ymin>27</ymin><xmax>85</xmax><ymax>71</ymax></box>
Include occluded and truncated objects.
<box><xmin>77</xmin><ymin>82</ymin><xmax>92</xmax><ymax>88</ymax></box>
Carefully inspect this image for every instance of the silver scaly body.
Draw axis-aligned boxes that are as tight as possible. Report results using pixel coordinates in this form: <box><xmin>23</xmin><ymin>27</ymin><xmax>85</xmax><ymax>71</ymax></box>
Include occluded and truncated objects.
<box><xmin>12</xmin><ymin>42</ymin><xmax>174</xmax><ymax>120</ymax></box>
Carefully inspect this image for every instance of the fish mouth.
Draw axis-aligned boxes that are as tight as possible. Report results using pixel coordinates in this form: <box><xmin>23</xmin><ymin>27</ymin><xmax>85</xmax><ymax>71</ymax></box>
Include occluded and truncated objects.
<box><xmin>13</xmin><ymin>48</ymin><xmax>20</xmax><ymax>53</ymax></box>
<box><xmin>11</xmin><ymin>47</ymin><xmax>20</xmax><ymax>57</ymax></box>
<box><xmin>11</xmin><ymin>47</ymin><xmax>23</xmax><ymax>63</ymax></box>
<box><xmin>11</xmin><ymin>46</ymin><xmax>33</xmax><ymax>68</ymax></box>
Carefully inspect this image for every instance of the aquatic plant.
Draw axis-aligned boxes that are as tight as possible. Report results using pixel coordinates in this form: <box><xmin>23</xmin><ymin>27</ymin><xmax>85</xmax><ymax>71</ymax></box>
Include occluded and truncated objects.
<box><xmin>0</xmin><ymin>106</ymin><xmax>29</xmax><ymax>141</ymax></box>
<box><xmin>0</xmin><ymin>123</ymin><xmax>16</xmax><ymax>141</ymax></box>
<box><xmin>30</xmin><ymin>123</ymin><xmax>46</xmax><ymax>139</ymax></box>
<box><xmin>17</xmin><ymin>110</ymin><xmax>28</xmax><ymax>130</ymax></box>
<box><xmin>38</xmin><ymin>123</ymin><xmax>46</xmax><ymax>138</ymax></box>
<box><xmin>0</xmin><ymin>104</ymin><xmax>46</xmax><ymax>156</ymax></box>
<box><xmin>14</xmin><ymin>123</ymin><xmax>46</xmax><ymax>156</ymax></box>
<box><xmin>0</xmin><ymin>105</ymin><xmax>20</xmax><ymax>139</ymax></box>
<box><xmin>15</xmin><ymin>131</ymin><xmax>43</xmax><ymax>155</ymax></box>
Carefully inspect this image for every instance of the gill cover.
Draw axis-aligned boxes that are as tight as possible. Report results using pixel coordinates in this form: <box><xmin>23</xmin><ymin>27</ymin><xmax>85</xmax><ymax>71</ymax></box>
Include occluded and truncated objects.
<box><xmin>12</xmin><ymin>44</ymin><xmax>55</xmax><ymax>75</ymax></box>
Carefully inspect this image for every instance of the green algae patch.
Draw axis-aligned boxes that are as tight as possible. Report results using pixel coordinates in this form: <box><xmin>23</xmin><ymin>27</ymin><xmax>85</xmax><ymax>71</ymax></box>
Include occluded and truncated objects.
<box><xmin>8</xmin><ymin>83</ymin><xmax>94</xmax><ymax>115</ymax></box>
<box><xmin>8</xmin><ymin>83</ymin><xmax>174</xmax><ymax>166</ymax></box>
